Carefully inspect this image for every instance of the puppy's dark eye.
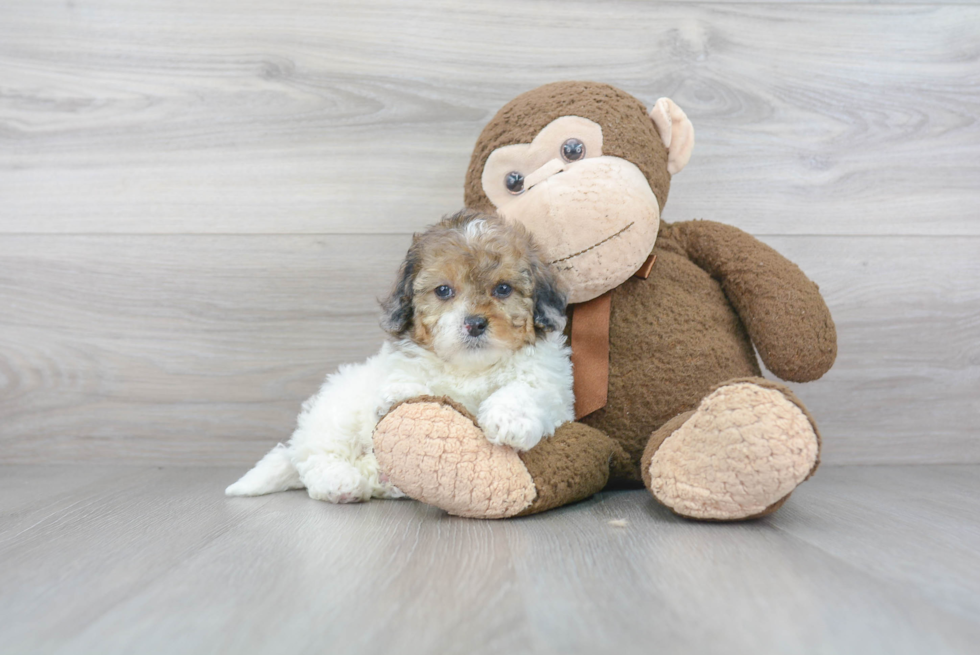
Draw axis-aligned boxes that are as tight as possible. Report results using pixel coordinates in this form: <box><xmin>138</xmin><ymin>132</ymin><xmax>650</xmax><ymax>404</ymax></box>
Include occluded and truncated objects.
<box><xmin>434</xmin><ymin>285</ymin><xmax>454</xmax><ymax>300</ymax></box>
<box><xmin>492</xmin><ymin>283</ymin><xmax>512</xmax><ymax>298</ymax></box>
<box><xmin>505</xmin><ymin>171</ymin><xmax>524</xmax><ymax>195</ymax></box>
<box><xmin>561</xmin><ymin>138</ymin><xmax>585</xmax><ymax>162</ymax></box>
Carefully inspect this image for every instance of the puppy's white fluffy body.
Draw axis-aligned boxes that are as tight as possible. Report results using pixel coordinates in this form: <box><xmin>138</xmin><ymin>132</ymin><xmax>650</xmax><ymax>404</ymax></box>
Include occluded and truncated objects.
<box><xmin>226</xmin><ymin>334</ymin><xmax>572</xmax><ymax>503</ymax></box>
<box><xmin>226</xmin><ymin>211</ymin><xmax>574</xmax><ymax>504</ymax></box>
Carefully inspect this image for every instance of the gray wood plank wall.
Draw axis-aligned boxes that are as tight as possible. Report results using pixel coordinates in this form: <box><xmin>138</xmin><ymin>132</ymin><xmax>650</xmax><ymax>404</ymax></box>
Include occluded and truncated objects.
<box><xmin>1</xmin><ymin>0</ymin><xmax>978</xmax><ymax>466</ymax></box>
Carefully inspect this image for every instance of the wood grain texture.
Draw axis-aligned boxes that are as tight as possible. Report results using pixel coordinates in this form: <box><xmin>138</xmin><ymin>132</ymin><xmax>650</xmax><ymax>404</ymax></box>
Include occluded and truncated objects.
<box><xmin>1</xmin><ymin>1</ymin><xmax>978</xmax><ymax>235</ymax></box>
<box><xmin>770</xmin><ymin>235</ymin><xmax>980</xmax><ymax>465</ymax></box>
<box><xmin>1</xmin><ymin>234</ymin><xmax>976</xmax><ymax>466</ymax></box>
<box><xmin>0</xmin><ymin>1</ymin><xmax>977</xmax><ymax>467</ymax></box>
<box><xmin>1</xmin><ymin>465</ymin><xmax>978</xmax><ymax>654</ymax></box>
<box><xmin>0</xmin><ymin>234</ymin><xmax>408</xmax><ymax>464</ymax></box>
<box><xmin>775</xmin><ymin>465</ymin><xmax>980</xmax><ymax>625</ymax></box>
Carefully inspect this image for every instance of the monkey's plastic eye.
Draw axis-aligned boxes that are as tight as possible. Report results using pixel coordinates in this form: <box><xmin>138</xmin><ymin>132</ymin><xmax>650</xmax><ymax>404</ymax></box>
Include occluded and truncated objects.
<box><xmin>505</xmin><ymin>171</ymin><xmax>525</xmax><ymax>195</ymax></box>
<box><xmin>435</xmin><ymin>285</ymin><xmax>454</xmax><ymax>299</ymax></box>
<box><xmin>561</xmin><ymin>138</ymin><xmax>585</xmax><ymax>162</ymax></box>
<box><xmin>492</xmin><ymin>283</ymin><xmax>512</xmax><ymax>298</ymax></box>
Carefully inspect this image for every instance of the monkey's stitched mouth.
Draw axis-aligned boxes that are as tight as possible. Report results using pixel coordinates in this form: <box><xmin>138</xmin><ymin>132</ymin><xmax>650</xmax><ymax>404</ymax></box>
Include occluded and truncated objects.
<box><xmin>546</xmin><ymin>222</ymin><xmax>634</xmax><ymax>266</ymax></box>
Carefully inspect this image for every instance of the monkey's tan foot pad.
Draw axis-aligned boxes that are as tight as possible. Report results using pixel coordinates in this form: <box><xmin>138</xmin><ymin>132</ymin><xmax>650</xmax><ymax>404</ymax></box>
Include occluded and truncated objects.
<box><xmin>644</xmin><ymin>381</ymin><xmax>819</xmax><ymax>521</ymax></box>
<box><xmin>373</xmin><ymin>397</ymin><xmax>536</xmax><ymax>519</ymax></box>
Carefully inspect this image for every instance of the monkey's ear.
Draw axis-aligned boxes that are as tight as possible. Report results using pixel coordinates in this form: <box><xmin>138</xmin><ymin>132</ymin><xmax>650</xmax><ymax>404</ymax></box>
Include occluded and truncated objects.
<box><xmin>649</xmin><ymin>97</ymin><xmax>695</xmax><ymax>175</ymax></box>
<box><xmin>531</xmin><ymin>259</ymin><xmax>568</xmax><ymax>335</ymax></box>
<box><xmin>380</xmin><ymin>251</ymin><xmax>417</xmax><ymax>337</ymax></box>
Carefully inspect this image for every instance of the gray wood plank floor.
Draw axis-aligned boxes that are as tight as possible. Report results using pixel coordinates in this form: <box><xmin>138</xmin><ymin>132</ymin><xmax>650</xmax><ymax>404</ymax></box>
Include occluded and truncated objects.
<box><xmin>2</xmin><ymin>465</ymin><xmax>978</xmax><ymax>654</ymax></box>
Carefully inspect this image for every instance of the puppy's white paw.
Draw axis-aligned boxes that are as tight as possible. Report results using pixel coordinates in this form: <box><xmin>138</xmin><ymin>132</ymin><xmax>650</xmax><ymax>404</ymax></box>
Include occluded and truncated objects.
<box><xmin>478</xmin><ymin>394</ymin><xmax>547</xmax><ymax>452</ymax></box>
<box><xmin>300</xmin><ymin>457</ymin><xmax>371</xmax><ymax>504</ymax></box>
<box><xmin>376</xmin><ymin>383</ymin><xmax>432</xmax><ymax>417</ymax></box>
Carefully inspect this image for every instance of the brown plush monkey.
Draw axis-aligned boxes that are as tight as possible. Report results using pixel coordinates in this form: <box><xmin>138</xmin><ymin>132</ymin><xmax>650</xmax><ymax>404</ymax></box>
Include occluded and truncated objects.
<box><xmin>373</xmin><ymin>82</ymin><xmax>837</xmax><ymax>520</ymax></box>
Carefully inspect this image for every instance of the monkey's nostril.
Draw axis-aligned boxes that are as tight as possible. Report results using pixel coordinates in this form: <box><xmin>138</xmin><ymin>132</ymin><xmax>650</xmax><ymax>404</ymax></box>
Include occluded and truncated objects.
<box><xmin>464</xmin><ymin>315</ymin><xmax>488</xmax><ymax>337</ymax></box>
<box><xmin>523</xmin><ymin>158</ymin><xmax>567</xmax><ymax>191</ymax></box>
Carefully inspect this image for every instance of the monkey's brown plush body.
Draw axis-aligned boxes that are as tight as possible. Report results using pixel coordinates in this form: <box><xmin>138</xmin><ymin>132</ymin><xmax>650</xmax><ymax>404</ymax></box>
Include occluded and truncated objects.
<box><xmin>373</xmin><ymin>82</ymin><xmax>836</xmax><ymax>520</ymax></box>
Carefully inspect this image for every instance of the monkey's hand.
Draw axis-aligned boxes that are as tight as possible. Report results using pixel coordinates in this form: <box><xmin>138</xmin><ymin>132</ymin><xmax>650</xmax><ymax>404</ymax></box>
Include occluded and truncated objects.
<box><xmin>673</xmin><ymin>220</ymin><xmax>837</xmax><ymax>382</ymax></box>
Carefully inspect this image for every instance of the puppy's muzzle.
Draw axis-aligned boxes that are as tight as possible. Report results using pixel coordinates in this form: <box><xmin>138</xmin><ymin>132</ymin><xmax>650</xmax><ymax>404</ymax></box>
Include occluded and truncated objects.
<box><xmin>464</xmin><ymin>315</ymin><xmax>488</xmax><ymax>337</ymax></box>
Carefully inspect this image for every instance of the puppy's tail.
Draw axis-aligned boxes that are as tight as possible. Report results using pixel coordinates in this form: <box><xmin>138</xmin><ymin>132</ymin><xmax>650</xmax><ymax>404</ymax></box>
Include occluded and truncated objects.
<box><xmin>225</xmin><ymin>443</ymin><xmax>303</xmax><ymax>497</ymax></box>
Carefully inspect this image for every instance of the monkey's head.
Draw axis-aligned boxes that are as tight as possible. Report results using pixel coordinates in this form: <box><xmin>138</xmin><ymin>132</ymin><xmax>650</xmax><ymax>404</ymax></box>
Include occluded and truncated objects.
<box><xmin>464</xmin><ymin>82</ymin><xmax>694</xmax><ymax>303</ymax></box>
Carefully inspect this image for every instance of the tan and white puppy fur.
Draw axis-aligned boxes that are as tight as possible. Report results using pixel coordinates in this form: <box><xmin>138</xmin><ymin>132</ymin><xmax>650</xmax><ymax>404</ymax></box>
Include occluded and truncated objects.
<box><xmin>226</xmin><ymin>210</ymin><xmax>573</xmax><ymax>503</ymax></box>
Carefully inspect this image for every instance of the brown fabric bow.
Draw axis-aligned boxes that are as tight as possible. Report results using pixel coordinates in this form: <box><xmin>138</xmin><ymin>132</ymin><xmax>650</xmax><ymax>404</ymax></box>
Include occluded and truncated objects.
<box><xmin>570</xmin><ymin>254</ymin><xmax>656</xmax><ymax>419</ymax></box>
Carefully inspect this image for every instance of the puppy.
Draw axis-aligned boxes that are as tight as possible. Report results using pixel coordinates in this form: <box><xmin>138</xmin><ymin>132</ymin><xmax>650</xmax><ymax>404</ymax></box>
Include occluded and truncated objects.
<box><xmin>226</xmin><ymin>209</ymin><xmax>573</xmax><ymax>503</ymax></box>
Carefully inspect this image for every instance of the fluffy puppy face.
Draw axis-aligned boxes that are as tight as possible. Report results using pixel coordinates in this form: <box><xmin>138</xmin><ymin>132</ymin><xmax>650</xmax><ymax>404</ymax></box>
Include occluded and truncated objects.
<box><xmin>382</xmin><ymin>210</ymin><xmax>566</xmax><ymax>367</ymax></box>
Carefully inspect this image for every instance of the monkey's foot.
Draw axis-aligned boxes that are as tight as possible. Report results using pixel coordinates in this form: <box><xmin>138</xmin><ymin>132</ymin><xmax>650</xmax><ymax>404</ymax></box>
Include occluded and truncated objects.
<box><xmin>373</xmin><ymin>397</ymin><xmax>537</xmax><ymax>519</ymax></box>
<box><xmin>373</xmin><ymin>396</ymin><xmax>618</xmax><ymax>519</ymax></box>
<box><xmin>641</xmin><ymin>378</ymin><xmax>820</xmax><ymax>521</ymax></box>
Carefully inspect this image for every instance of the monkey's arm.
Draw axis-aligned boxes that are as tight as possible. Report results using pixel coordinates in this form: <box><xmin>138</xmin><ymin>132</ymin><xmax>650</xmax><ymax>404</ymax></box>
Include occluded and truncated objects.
<box><xmin>671</xmin><ymin>220</ymin><xmax>837</xmax><ymax>382</ymax></box>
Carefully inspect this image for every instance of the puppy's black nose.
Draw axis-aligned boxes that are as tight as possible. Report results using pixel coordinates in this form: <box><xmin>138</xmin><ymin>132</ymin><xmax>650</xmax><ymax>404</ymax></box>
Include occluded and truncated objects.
<box><xmin>464</xmin><ymin>315</ymin><xmax>488</xmax><ymax>337</ymax></box>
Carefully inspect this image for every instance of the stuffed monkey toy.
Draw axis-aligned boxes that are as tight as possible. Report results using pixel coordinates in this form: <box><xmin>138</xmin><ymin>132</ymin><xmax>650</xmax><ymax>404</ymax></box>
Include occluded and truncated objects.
<box><xmin>373</xmin><ymin>82</ymin><xmax>837</xmax><ymax>520</ymax></box>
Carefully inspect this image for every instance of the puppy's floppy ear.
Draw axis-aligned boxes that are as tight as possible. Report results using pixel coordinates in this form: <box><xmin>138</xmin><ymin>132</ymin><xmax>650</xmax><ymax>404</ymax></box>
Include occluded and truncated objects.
<box><xmin>380</xmin><ymin>242</ymin><xmax>419</xmax><ymax>337</ymax></box>
<box><xmin>530</xmin><ymin>257</ymin><xmax>568</xmax><ymax>335</ymax></box>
